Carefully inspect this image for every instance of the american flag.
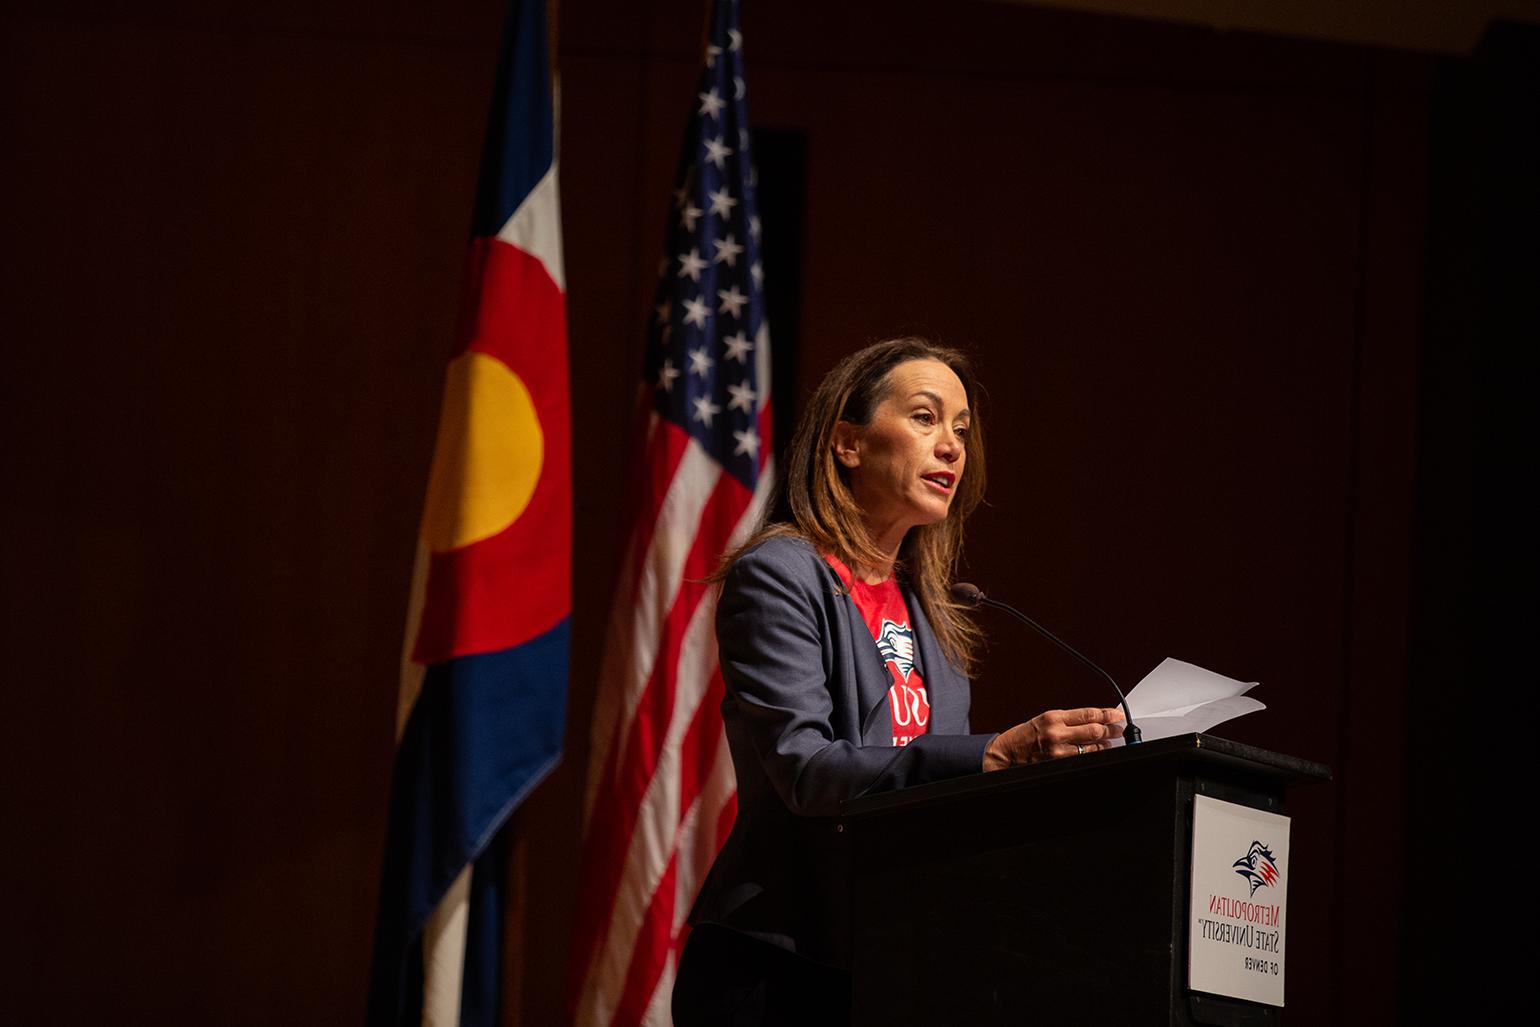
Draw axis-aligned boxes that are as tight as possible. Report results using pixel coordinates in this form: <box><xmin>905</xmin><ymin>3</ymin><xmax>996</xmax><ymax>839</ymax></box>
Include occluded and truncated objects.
<box><xmin>567</xmin><ymin>2</ymin><xmax>773</xmax><ymax>1024</ymax></box>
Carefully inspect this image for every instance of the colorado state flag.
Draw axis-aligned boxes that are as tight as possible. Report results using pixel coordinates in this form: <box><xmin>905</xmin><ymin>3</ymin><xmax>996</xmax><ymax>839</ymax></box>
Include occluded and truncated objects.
<box><xmin>368</xmin><ymin>1</ymin><xmax>568</xmax><ymax>1024</ymax></box>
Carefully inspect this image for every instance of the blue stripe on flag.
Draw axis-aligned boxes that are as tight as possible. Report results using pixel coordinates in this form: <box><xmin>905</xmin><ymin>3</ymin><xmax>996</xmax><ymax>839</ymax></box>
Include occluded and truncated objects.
<box><xmin>472</xmin><ymin>0</ymin><xmax>555</xmax><ymax>238</ymax></box>
<box><xmin>368</xmin><ymin>617</ymin><xmax>568</xmax><ymax>1026</ymax></box>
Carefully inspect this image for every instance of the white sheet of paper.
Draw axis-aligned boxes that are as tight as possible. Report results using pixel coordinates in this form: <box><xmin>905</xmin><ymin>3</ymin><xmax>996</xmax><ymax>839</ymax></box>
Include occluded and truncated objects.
<box><xmin>1128</xmin><ymin>657</ymin><xmax>1259</xmax><ymax>713</ymax></box>
<box><xmin>1110</xmin><ymin>657</ymin><xmax>1265</xmax><ymax>744</ymax></box>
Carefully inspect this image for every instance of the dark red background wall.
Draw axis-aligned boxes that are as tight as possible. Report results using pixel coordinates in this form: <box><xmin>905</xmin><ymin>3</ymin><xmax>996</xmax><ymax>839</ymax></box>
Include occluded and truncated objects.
<box><xmin>3</xmin><ymin>0</ymin><xmax>1439</xmax><ymax>1023</ymax></box>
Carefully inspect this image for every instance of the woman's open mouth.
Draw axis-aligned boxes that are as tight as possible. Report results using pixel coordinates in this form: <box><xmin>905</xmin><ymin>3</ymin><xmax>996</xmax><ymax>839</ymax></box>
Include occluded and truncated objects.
<box><xmin>921</xmin><ymin>470</ymin><xmax>955</xmax><ymax>493</ymax></box>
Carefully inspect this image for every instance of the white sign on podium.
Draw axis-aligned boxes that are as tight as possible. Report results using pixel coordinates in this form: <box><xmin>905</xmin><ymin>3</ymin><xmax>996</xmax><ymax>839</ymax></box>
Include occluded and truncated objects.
<box><xmin>1189</xmin><ymin>795</ymin><xmax>1291</xmax><ymax>1007</ymax></box>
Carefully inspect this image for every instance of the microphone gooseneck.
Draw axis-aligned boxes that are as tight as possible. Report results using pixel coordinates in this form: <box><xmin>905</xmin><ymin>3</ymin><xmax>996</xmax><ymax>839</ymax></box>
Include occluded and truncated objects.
<box><xmin>950</xmin><ymin>581</ymin><xmax>1142</xmax><ymax>745</ymax></box>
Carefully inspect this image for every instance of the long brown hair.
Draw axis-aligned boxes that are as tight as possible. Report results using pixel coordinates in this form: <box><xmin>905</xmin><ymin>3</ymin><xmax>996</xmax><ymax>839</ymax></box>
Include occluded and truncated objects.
<box><xmin>724</xmin><ymin>337</ymin><xmax>987</xmax><ymax>675</ymax></box>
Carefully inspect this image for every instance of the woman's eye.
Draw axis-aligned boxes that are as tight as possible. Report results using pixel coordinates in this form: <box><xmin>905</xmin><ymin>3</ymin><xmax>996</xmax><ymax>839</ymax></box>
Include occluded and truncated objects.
<box><xmin>913</xmin><ymin>410</ymin><xmax>935</xmax><ymax>425</ymax></box>
<box><xmin>954</xmin><ymin>425</ymin><xmax>969</xmax><ymax>439</ymax></box>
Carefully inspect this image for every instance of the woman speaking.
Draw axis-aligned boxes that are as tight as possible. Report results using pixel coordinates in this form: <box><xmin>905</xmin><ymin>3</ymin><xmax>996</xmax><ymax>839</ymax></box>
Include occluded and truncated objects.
<box><xmin>672</xmin><ymin>338</ymin><xmax>1124</xmax><ymax>1025</ymax></box>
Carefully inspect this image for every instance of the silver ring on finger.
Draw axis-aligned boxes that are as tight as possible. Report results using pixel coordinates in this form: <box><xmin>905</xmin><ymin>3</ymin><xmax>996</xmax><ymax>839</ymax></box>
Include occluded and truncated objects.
<box><xmin>1076</xmin><ymin>743</ymin><xmax>1085</xmax><ymax>755</ymax></box>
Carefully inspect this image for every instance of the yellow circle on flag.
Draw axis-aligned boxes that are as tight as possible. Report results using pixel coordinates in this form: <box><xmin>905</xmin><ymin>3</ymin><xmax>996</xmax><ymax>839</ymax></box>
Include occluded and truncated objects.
<box><xmin>420</xmin><ymin>351</ymin><xmax>544</xmax><ymax>552</ymax></box>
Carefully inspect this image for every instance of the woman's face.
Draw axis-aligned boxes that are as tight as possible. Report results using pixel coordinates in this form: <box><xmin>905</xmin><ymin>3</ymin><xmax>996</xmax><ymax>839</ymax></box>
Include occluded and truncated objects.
<box><xmin>834</xmin><ymin>358</ymin><xmax>971</xmax><ymax>550</ymax></box>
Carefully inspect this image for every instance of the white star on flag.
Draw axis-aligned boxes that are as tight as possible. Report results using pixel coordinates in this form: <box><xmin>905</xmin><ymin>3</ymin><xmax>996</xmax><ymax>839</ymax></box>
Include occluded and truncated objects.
<box><xmin>749</xmin><ymin>215</ymin><xmax>761</xmax><ymax>241</ymax></box>
<box><xmin>717</xmin><ymin>285</ymin><xmax>748</xmax><ymax>318</ymax></box>
<box><xmin>728</xmin><ymin>28</ymin><xmax>742</xmax><ymax>52</ymax></box>
<box><xmin>750</xmin><ymin>261</ymin><xmax>764</xmax><ymax>287</ymax></box>
<box><xmin>723</xmin><ymin>332</ymin><xmax>753</xmax><ymax>363</ymax></box>
<box><xmin>657</xmin><ymin>358</ymin><xmax>680</xmax><ymax>392</ymax></box>
<box><xmin>726</xmin><ymin>381</ymin><xmax>756</xmax><ymax>412</ymax></box>
<box><xmin>703</xmin><ymin>136</ymin><xmax>733</xmax><ymax>169</ymax></box>
<box><xmin>692</xmin><ymin>395</ymin><xmax>723</xmax><ymax>426</ymax></box>
<box><xmin>733</xmin><ymin>426</ymin><xmax>760</xmax><ymax>457</ymax></box>
<box><xmin>713</xmin><ymin>234</ymin><xmax>744</xmax><ymax>267</ymax></box>
<box><xmin>682</xmin><ymin>296</ymin><xmax>710</xmax><ymax>328</ymax></box>
<box><xmin>707</xmin><ymin>187</ymin><xmax>737</xmax><ymax>218</ymax></box>
<box><xmin>734</xmin><ymin>76</ymin><xmax>745</xmax><ymax>100</ymax></box>
<box><xmin>698</xmin><ymin>89</ymin><xmax>726</xmax><ymax>119</ymax></box>
<box><xmin>677</xmin><ymin>247</ymin><xmax>708</xmax><ymax>281</ymax></box>
<box><xmin>705</xmin><ymin>43</ymin><xmax>722</xmax><ymax>68</ymax></box>
<box><xmin>687</xmin><ymin>347</ymin><xmax>714</xmax><ymax>376</ymax></box>
<box><xmin>680</xmin><ymin>203</ymin><xmax>703</xmax><ymax>232</ymax></box>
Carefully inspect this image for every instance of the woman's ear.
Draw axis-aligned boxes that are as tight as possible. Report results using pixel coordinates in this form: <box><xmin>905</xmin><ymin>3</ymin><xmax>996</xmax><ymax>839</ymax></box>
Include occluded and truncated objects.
<box><xmin>831</xmin><ymin>421</ymin><xmax>861</xmax><ymax>469</ymax></box>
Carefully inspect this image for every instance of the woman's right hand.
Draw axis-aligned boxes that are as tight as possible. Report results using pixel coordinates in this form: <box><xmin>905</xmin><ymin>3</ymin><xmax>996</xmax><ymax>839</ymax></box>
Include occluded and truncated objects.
<box><xmin>981</xmin><ymin>707</ymin><xmax>1125</xmax><ymax>771</ymax></box>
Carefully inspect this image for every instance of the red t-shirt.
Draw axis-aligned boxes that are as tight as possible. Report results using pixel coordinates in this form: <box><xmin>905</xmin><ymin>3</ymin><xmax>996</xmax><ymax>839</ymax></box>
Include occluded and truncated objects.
<box><xmin>825</xmin><ymin>556</ymin><xmax>931</xmax><ymax>746</ymax></box>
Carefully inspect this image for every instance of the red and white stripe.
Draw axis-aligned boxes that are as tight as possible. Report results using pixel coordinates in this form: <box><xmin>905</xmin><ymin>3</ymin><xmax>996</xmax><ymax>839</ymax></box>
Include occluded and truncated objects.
<box><xmin>570</xmin><ymin>353</ymin><xmax>773</xmax><ymax>1026</ymax></box>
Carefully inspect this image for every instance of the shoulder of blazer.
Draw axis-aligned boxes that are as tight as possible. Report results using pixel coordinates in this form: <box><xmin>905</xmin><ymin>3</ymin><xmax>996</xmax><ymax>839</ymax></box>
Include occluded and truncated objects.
<box><xmin>730</xmin><ymin>533</ymin><xmax>844</xmax><ymax>597</ymax></box>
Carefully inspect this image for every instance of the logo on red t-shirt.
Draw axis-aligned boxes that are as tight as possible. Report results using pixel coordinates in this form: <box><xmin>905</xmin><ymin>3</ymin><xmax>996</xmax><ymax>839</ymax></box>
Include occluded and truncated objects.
<box><xmin>875</xmin><ymin>619</ymin><xmax>915</xmax><ymax>680</ymax></box>
<box><xmin>877</xmin><ymin>615</ymin><xmax>929</xmax><ymax>744</ymax></box>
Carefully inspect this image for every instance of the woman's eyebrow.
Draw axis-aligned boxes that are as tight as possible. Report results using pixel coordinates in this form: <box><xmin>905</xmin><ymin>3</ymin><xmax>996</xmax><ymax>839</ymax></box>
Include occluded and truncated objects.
<box><xmin>912</xmin><ymin>389</ymin><xmax>969</xmax><ymax>419</ymax></box>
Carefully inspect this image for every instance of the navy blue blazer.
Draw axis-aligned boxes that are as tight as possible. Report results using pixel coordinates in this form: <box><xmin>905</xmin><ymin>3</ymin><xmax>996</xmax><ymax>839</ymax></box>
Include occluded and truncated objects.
<box><xmin>688</xmin><ymin>535</ymin><xmax>995</xmax><ymax>966</ymax></box>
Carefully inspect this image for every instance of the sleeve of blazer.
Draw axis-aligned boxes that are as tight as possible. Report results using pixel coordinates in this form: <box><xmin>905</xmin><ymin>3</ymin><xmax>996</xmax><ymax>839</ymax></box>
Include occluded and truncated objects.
<box><xmin>717</xmin><ymin>541</ymin><xmax>995</xmax><ymax>818</ymax></box>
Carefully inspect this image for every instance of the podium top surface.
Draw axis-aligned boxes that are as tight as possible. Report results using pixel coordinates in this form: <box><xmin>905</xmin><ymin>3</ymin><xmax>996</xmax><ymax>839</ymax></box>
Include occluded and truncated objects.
<box><xmin>841</xmin><ymin>732</ymin><xmax>1331</xmax><ymax>820</ymax></box>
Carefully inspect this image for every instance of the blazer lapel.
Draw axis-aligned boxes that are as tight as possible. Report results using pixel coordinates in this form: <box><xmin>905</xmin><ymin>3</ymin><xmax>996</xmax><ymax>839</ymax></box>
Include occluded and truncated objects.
<box><xmin>903</xmin><ymin>583</ymin><xmax>967</xmax><ymax>735</ymax></box>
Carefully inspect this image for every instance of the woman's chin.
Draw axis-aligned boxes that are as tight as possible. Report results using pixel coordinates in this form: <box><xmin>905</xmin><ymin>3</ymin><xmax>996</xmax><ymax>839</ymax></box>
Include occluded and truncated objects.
<box><xmin>908</xmin><ymin>499</ymin><xmax>953</xmax><ymax>526</ymax></box>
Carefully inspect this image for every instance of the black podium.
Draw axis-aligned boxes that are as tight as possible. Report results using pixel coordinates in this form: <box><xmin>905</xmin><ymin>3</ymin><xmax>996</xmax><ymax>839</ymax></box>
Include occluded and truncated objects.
<box><xmin>839</xmin><ymin>733</ymin><xmax>1330</xmax><ymax>1026</ymax></box>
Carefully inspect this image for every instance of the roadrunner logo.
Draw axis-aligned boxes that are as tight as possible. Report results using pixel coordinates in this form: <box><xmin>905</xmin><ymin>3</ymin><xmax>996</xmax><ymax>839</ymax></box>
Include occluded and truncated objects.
<box><xmin>1232</xmin><ymin>841</ymin><xmax>1280</xmax><ymax>896</ymax></box>
<box><xmin>876</xmin><ymin>619</ymin><xmax>915</xmax><ymax>681</ymax></box>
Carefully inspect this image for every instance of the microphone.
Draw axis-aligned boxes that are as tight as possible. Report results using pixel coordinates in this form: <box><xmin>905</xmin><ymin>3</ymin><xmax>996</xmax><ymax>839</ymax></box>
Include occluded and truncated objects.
<box><xmin>951</xmin><ymin>582</ymin><xmax>1142</xmax><ymax>745</ymax></box>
